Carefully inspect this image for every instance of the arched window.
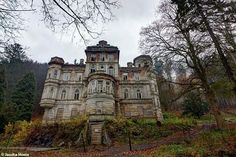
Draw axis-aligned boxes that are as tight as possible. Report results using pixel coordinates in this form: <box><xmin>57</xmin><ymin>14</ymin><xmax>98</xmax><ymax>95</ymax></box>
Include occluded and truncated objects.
<box><xmin>108</xmin><ymin>66</ymin><xmax>114</xmax><ymax>76</ymax></box>
<box><xmin>124</xmin><ymin>89</ymin><xmax>129</xmax><ymax>99</ymax></box>
<box><xmin>90</xmin><ymin>65</ymin><xmax>96</xmax><ymax>73</ymax></box>
<box><xmin>74</xmin><ymin>89</ymin><xmax>80</xmax><ymax>100</ymax></box>
<box><xmin>61</xmin><ymin>89</ymin><xmax>66</xmax><ymax>99</ymax></box>
<box><xmin>137</xmin><ymin>89</ymin><xmax>142</xmax><ymax>99</ymax></box>
<box><xmin>49</xmin><ymin>87</ymin><xmax>54</xmax><ymax>98</ymax></box>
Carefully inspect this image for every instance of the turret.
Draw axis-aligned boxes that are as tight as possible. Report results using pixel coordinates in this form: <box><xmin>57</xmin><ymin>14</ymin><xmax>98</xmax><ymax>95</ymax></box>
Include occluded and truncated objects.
<box><xmin>40</xmin><ymin>57</ymin><xmax>64</xmax><ymax>109</ymax></box>
<box><xmin>84</xmin><ymin>40</ymin><xmax>120</xmax><ymax>78</ymax></box>
<box><xmin>133</xmin><ymin>55</ymin><xmax>153</xmax><ymax>68</ymax></box>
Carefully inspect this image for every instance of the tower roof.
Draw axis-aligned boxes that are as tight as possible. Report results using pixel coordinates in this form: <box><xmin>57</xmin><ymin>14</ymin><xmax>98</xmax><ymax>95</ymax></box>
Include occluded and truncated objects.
<box><xmin>85</xmin><ymin>40</ymin><xmax>119</xmax><ymax>53</ymax></box>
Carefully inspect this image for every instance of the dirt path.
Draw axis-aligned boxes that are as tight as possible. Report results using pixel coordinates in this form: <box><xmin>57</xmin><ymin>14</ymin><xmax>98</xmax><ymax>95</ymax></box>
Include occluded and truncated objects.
<box><xmin>3</xmin><ymin>123</ymin><xmax>235</xmax><ymax>157</ymax></box>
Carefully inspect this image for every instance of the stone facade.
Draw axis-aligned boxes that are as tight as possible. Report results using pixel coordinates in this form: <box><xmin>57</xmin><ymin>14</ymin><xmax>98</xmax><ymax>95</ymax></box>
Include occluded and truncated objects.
<box><xmin>40</xmin><ymin>40</ymin><xmax>163</xmax><ymax>123</ymax></box>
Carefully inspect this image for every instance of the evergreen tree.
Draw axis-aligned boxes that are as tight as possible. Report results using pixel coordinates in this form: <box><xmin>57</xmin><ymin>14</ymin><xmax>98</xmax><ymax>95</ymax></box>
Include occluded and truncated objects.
<box><xmin>1</xmin><ymin>43</ymin><xmax>29</xmax><ymax>63</ymax></box>
<box><xmin>11</xmin><ymin>72</ymin><xmax>36</xmax><ymax>121</ymax></box>
<box><xmin>0</xmin><ymin>65</ymin><xmax>5</xmax><ymax>106</ymax></box>
<box><xmin>0</xmin><ymin>65</ymin><xmax>6</xmax><ymax>132</ymax></box>
<box><xmin>182</xmin><ymin>92</ymin><xmax>209</xmax><ymax>118</ymax></box>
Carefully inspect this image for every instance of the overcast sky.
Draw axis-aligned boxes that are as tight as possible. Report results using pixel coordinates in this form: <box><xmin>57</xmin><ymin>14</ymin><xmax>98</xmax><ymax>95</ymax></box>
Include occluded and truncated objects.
<box><xmin>19</xmin><ymin>0</ymin><xmax>160</xmax><ymax>66</ymax></box>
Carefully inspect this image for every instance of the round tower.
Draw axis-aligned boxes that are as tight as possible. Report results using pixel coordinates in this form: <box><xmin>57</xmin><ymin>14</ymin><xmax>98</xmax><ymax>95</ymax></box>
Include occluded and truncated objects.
<box><xmin>85</xmin><ymin>71</ymin><xmax>116</xmax><ymax>121</ymax></box>
<box><xmin>133</xmin><ymin>55</ymin><xmax>153</xmax><ymax>68</ymax></box>
<box><xmin>40</xmin><ymin>57</ymin><xmax>64</xmax><ymax>121</ymax></box>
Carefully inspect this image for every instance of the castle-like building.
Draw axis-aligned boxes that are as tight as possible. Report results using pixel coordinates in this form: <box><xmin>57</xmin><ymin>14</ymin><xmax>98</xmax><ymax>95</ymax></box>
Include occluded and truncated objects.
<box><xmin>40</xmin><ymin>40</ymin><xmax>163</xmax><ymax>123</ymax></box>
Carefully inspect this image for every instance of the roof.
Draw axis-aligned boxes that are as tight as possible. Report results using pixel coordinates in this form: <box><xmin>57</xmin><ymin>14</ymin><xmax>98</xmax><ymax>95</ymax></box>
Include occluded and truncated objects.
<box><xmin>85</xmin><ymin>40</ymin><xmax>120</xmax><ymax>53</ymax></box>
<box><xmin>48</xmin><ymin>56</ymin><xmax>64</xmax><ymax>65</ymax></box>
<box><xmin>133</xmin><ymin>55</ymin><xmax>152</xmax><ymax>63</ymax></box>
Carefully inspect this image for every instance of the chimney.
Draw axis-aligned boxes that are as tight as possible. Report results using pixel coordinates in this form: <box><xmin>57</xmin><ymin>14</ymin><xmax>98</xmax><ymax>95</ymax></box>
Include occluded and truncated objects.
<box><xmin>127</xmin><ymin>62</ymin><xmax>133</xmax><ymax>67</ymax></box>
<box><xmin>80</xmin><ymin>59</ymin><xmax>84</xmax><ymax>64</ymax></box>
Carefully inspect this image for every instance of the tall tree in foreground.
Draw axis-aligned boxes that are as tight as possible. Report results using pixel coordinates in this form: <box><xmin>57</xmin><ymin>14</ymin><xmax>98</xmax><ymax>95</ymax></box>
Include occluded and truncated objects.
<box><xmin>140</xmin><ymin>1</ymin><xmax>225</xmax><ymax>128</ymax></box>
<box><xmin>171</xmin><ymin>0</ymin><xmax>236</xmax><ymax>94</ymax></box>
<box><xmin>11</xmin><ymin>73</ymin><xmax>36</xmax><ymax>121</ymax></box>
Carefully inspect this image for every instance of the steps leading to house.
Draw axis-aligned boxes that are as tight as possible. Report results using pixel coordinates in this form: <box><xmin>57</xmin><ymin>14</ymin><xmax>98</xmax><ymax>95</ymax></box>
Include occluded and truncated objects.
<box><xmin>91</xmin><ymin>123</ymin><xmax>103</xmax><ymax>145</ymax></box>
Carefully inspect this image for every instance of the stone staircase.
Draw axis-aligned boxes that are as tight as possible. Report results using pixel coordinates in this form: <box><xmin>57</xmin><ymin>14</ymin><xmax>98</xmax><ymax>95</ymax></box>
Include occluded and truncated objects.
<box><xmin>90</xmin><ymin>123</ymin><xmax>103</xmax><ymax>145</ymax></box>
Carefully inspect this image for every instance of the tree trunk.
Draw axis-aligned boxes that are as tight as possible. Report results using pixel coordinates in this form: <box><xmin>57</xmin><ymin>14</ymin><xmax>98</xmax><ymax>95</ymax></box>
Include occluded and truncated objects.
<box><xmin>196</xmin><ymin>2</ymin><xmax>236</xmax><ymax>94</ymax></box>
<box><xmin>205</xmin><ymin>87</ymin><xmax>225</xmax><ymax>129</ymax></box>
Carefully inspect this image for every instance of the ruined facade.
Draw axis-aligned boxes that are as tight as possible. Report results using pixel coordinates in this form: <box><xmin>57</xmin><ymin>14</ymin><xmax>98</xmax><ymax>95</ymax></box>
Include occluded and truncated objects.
<box><xmin>40</xmin><ymin>40</ymin><xmax>163</xmax><ymax>123</ymax></box>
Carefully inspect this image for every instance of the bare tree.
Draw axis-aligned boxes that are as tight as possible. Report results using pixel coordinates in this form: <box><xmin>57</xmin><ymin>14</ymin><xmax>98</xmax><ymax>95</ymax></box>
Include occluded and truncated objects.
<box><xmin>0</xmin><ymin>0</ymin><xmax>119</xmax><ymax>47</ymax></box>
<box><xmin>171</xmin><ymin>0</ymin><xmax>236</xmax><ymax>94</ymax></box>
<box><xmin>140</xmin><ymin>1</ymin><xmax>225</xmax><ymax>128</ymax></box>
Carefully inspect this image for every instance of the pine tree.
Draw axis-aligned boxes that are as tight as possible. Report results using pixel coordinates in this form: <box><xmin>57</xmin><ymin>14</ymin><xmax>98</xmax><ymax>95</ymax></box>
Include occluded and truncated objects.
<box><xmin>11</xmin><ymin>72</ymin><xmax>36</xmax><ymax>121</ymax></box>
<box><xmin>0</xmin><ymin>65</ymin><xmax>5</xmax><ymax>106</ymax></box>
<box><xmin>0</xmin><ymin>65</ymin><xmax>6</xmax><ymax>132</ymax></box>
<box><xmin>2</xmin><ymin>43</ymin><xmax>29</xmax><ymax>63</ymax></box>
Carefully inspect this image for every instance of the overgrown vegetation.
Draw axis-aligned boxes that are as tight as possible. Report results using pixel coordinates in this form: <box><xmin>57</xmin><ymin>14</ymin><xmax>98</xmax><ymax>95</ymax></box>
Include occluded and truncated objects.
<box><xmin>143</xmin><ymin>128</ymin><xmax>236</xmax><ymax>157</ymax></box>
<box><xmin>182</xmin><ymin>92</ymin><xmax>209</xmax><ymax>118</ymax></box>
<box><xmin>104</xmin><ymin>113</ymin><xmax>197</xmax><ymax>144</ymax></box>
<box><xmin>0</xmin><ymin>43</ymin><xmax>48</xmax><ymax>132</ymax></box>
<box><xmin>0</xmin><ymin>116</ymin><xmax>88</xmax><ymax>148</ymax></box>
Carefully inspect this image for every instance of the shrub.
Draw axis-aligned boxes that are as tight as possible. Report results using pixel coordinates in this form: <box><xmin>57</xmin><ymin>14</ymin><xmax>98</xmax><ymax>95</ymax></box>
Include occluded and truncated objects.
<box><xmin>182</xmin><ymin>92</ymin><xmax>209</xmax><ymax>118</ymax></box>
<box><xmin>0</xmin><ymin>120</ymin><xmax>32</xmax><ymax>146</ymax></box>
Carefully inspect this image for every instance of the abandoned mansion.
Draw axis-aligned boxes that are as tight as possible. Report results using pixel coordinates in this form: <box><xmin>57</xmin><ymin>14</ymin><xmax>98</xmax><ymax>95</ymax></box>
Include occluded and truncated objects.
<box><xmin>40</xmin><ymin>40</ymin><xmax>163</xmax><ymax>123</ymax></box>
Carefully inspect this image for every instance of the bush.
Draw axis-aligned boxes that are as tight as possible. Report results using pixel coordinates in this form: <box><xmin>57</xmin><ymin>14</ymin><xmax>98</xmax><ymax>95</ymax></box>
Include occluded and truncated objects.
<box><xmin>0</xmin><ymin>120</ymin><xmax>32</xmax><ymax>146</ymax></box>
<box><xmin>182</xmin><ymin>92</ymin><xmax>209</xmax><ymax>118</ymax></box>
<box><xmin>0</xmin><ymin>116</ymin><xmax>88</xmax><ymax>147</ymax></box>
